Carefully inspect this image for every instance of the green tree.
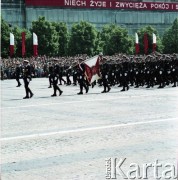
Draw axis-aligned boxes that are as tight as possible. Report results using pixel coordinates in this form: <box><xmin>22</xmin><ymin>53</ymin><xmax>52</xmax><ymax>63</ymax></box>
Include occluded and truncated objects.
<box><xmin>163</xmin><ymin>18</ymin><xmax>178</xmax><ymax>54</ymax></box>
<box><xmin>31</xmin><ymin>16</ymin><xmax>59</xmax><ymax>56</ymax></box>
<box><xmin>94</xmin><ymin>31</ymin><xmax>104</xmax><ymax>55</ymax></box>
<box><xmin>1</xmin><ymin>17</ymin><xmax>11</xmax><ymax>57</ymax></box>
<box><xmin>100</xmin><ymin>24</ymin><xmax>134</xmax><ymax>55</ymax></box>
<box><xmin>52</xmin><ymin>22</ymin><xmax>69</xmax><ymax>56</ymax></box>
<box><xmin>68</xmin><ymin>21</ymin><xmax>98</xmax><ymax>56</ymax></box>
<box><xmin>137</xmin><ymin>26</ymin><xmax>163</xmax><ymax>54</ymax></box>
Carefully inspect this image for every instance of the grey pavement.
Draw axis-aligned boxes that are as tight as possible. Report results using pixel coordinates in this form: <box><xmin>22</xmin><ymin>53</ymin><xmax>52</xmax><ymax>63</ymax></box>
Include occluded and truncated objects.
<box><xmin>1</xmin><ymin>78</ymin><xmax>178</xmax><ymax>180</ymax></box>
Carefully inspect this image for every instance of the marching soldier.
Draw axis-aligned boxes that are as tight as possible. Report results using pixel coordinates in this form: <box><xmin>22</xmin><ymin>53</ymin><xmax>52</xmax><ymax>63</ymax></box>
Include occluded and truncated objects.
<box><xmin>1</xmin><ymin>65</ymin><xmax>4</xmax><ymax>80</ymax></box>
<box><xmin>15</xmin><ymin>61</ymin><xmax>22</xmax><ymax>87</ymax></box>
<box><xmin>101</xmin><ymin>59</ymin><xmax>111</xmax><ymax>93</ymax></box>
<box><xmin>22</xmin><ymin>60</ymin><xmax>34</xmax><ymax>99</ymax></box>
<box><xmin>157</xmin><ymin>63</ymin><xmax>165</xmax><ymax>88</ymax></box>
<box><xmin>66</xmin><ymin>68</ymin><xmax>72</xmax><ymax>85</ymax></box>
<box><xmin>77</xmin><ymin>58</ymin><xmax>89</xmax><ymax>95</ymax></box>
<box><xmin>72</xmin><ymin>66</ymin><xmax>77</xmax><ymax>86</ymax></box>
<box><xmin>48</xmin><ymin>62</ymin><xmax>53</xmax><ymax>88</ymax></box>
<box><xmin>171</xmin><ymin>63</ymin><xmax>178</xmax><ymax>87</ymax></box>
<box><xmin>58</xmin><ymin>63</ymin><xmax>66</xmax><ymax>85</ymax></box>
<box><xmin>120</xmin><ymin>61</ymin><xmax>129</xmax><ymax>91</ymax></box>
<box><xmin>120</xmin><ymin>68</ymin><xmax>129</xmax><ymax>91</ymax></box>
<box><xmin>51</xmin><ymin>59</ymin><xmax>63</xmax><ymax>97</ymax></box>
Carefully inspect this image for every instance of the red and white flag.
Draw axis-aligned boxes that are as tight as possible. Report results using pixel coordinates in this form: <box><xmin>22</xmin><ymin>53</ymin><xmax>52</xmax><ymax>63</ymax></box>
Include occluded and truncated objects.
<box><xmin>22</xmin><ymin>32</ymin><xmax>26</xmax><ymax>57</ymax></box>
<box><xmin>33</xmin><ymin>32</ymin><xmax>38</xmax><ymax>56</ymax></box>
<box><xmin>84</xmin><ymin>56</ymin><xmax>100</xmax><ymax>84</ymax></box>
<box><xmin>135</xmin><ymin>33</ymin><xmax>139</xmax><ymax>54</ymax></box>
<box><xmin>10</xmin><ymin>33</ymin><xmax>14</xmax><ymax>57</ymax></box>
<box><xmin>153</xmin><ymin>33</ymin><xmax>157</xmax><ymax>53</ymax></box>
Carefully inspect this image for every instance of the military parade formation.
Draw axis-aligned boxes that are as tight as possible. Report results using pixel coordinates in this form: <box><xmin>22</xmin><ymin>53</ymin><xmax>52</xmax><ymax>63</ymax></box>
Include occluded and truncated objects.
<box><xmin>1</xmin><ymin>53</ymin><xmax>178</xmax><ymax>99</ymax></box>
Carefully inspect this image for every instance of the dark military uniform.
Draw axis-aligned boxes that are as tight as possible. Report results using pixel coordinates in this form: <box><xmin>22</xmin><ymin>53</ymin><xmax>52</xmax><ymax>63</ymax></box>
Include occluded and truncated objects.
<box><xmin>58</xmin><ymin>66</ymin><xmax>66</xmax><ymax>85</ymax></box>
<box><xmin>120</xmin><ymin>68</ymin><xmax>129</xmax><ymax>91</ymax></box>
<box><xmin>65</xmin><ymin>67</ymin><xmax>72</xmax><ymax>85</ymax></box>
<box><xmin>15</xmin><ymin>64</ymin><xmax>22</xmax><ymax>87</ymax></box>
<box><xmin>77</xmin><ymin>63</ymin><xmax>89</xmax><ymax>95</ymax></box>
<box><xmin>51</xmin><ymin>63</ymin><xmax>63</xmax><ymax>96</ymax></box>
<box><xmin>101</xmin><ymin>63</ymin><xmax>111</xmax><ymax>93</ymax></box>
<box><xmin>1</xmin><ymin>66</ymin><xmax>4</xmax><ymax>80</ymax></box>
<box><xmin>171</xmin><ymin>64</ymin><xmax>178</xmax><ymax>87</ymax></box>
<box><xmin>48</xmin><ymin>63</ymin><xmax>53</xmax><ymax>88</ymax></box>
<box><xmin>72</xmin><ymin>67</ymin><xmax>77</xmax><ymax>86</ymax></box>
<box><xmin>23</xmin><ymin>63</ymin><xmax>33</xmax><ymax>99</ymax></box>
<box><xmin>120</xmin><ymin>61</ymin><xmax>129</xmax><ymax>91</ymax></box>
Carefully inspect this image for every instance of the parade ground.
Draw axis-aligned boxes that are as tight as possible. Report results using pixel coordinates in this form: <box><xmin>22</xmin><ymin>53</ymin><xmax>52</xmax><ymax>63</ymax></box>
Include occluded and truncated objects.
<box><xmin>1</xmin><ymin>78</ymin><xmax>178</xmax><ymax>180</ymax></box>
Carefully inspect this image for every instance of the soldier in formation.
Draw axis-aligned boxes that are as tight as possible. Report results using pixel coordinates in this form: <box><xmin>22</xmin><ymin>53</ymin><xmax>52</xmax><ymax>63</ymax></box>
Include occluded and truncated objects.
<box><xmin>50</xmin><ymin>59</ymin><xmax>63</xmax><ymax>97</ymax></box>
<box><xmin>15</xmin><ymin>61</ymin><xmax>22</xmax><ymax>87</ymax></box>
<box><xmin>76</xmin><ymin>58</ymin><xmax>89</xmax><ymax>95</ymax></box>
<box><xmin>2</xmin><ymin>53</ymin><xmax>177</xmax><ymax>99</ymax></box>
<box><xmin>22</xmin><ymin>60</ymin><xmax>34</xmax><ymax>99</ymax></box>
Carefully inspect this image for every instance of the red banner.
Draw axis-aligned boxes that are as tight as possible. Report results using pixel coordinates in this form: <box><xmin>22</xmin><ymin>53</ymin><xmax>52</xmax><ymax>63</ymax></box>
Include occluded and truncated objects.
<box><xmin>25</xmin><ymin>0</ymin><xmax>178</xmax><ymax>11</ymax></box>
<box><xmin>22</xmin><ymin>32</ymin><xmax>26</xmax><ymax>57</ymax></box>
<box><xmin>33</xmin><ymin>45</ymin><xmax>38</xmax><ymax>57</ymax></box>
<box><xmin>9</xmin><ymin>45</ymin><xmax>14</xmax><ymax>57</ymax></box>
<box><xmin>144</xmin><ymin>33</ymin><xmax>148</xmax><ymax>55</ymax></box>
<box><xmin>135</xmin><ymin>43</ymin><xmax>139</xmax><ymax>54</ymax></box>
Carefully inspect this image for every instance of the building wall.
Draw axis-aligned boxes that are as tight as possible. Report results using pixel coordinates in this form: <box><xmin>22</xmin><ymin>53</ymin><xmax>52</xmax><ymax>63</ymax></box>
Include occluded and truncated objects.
<box><xmin>25</xmin><ymin>8</ymin><xmax>178</xmax><ymax>35</ymax></box>
<box><xmin>1</xmin><ymin>1</ymin><xmax>178</xmax><ymax>35</ymax></box>
<box><xmin>1</xmin><ymin>0</ymin><xmax>26</xmax><ymax>27</ymax></box>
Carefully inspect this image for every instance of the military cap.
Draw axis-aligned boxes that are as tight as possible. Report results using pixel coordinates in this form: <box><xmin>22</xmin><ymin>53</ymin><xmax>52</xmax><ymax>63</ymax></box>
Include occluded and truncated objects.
<box><xmin>23</xmin><ymin>60</ymin><xmax>29</xmax><ymax>63</ymax></box>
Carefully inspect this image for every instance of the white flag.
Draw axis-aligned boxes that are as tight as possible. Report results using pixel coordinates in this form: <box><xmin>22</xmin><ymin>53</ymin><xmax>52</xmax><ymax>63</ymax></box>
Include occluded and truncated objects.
<box><xmin>33</xmin><ymin>33</ymin><xmax>38</xmax><ymax>45</ymax></box>
<box><xmin>135</xmin><ymin>33</ymin><xmax>139</xmax><ymax>44</ymax></box>
<box><xmin>153</xmin><ymin>33</ymin><xmax>156</xmax><ymax>44</ymax></box>
<box><xmin>10</xmin><ymin>33</ymin><xmax>14</xmax><ymax>45</ymax></box>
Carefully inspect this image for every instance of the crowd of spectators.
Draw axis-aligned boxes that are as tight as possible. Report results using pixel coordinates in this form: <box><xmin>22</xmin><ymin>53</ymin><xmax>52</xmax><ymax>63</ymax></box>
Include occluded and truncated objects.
<box><xmin>1</xmin><ymin>53</ymin><xmax>178</xmax><ymax>80</ymax></box>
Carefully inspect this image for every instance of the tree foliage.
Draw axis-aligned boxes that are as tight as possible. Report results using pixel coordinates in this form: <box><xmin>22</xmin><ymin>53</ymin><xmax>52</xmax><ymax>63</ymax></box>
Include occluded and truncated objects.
<box><xmin>68</xmin><ymin>21</ymin><xmax>98</xmax><ymax>56</ymax></box>
<box><xmin>1</xmin><ymin>17</ymin><xmax>11</xmax><ymax>57</ymax></box>
<box><xmin>1</xmin><ymin>17</ymin><xmax>178</xmax><ymax>57</ymax></box>
<box><xmin>100</xmin><ymin>24</ymin><xmax>134</xmax><ymax>55</ymax></box>
<box><xmin>162</xmin><ymin>18</ymin><xmax>178</xmax><ymax>54</ymax></box>
<box><xmin>52</xmin><ymin>22</ymin><xmax>68</xmax><ymax>56</ymax></box>
<box><xmin>31</xmin><ymin>16</ymin><xmax>59</xmax><ymax>56</ymax></box>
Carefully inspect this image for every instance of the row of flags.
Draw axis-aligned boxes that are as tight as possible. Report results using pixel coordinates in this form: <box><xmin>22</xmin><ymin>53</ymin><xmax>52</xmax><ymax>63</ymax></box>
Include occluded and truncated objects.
<box><xmin>135</xmin><ymin>33</ymin><xmax>157</xmax><ymax>54</ymax></box>
<box><xmin>9</xmin><ymin>32</ymin><xmax>38</xmax><ymax>57</ymax></box>
<box><xmin>9</xmin><ymin>32</ymin><xmax>157</xmax><ymax>57</ymax></box>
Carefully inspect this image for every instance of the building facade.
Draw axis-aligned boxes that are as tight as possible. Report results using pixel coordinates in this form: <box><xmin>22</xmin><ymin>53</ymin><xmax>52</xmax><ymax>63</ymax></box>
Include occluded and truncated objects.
<box><xmin>1</xmin><ymin>0</ymin><xmax>178</xmax><ymax>35</ymax></box>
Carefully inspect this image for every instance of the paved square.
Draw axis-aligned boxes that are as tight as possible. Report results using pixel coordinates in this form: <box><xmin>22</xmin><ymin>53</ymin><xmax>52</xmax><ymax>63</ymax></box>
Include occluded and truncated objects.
<box><xmin>1</xmin><ymin>78</ymin><xmax>178</xmax><ymax>180</ymax></box>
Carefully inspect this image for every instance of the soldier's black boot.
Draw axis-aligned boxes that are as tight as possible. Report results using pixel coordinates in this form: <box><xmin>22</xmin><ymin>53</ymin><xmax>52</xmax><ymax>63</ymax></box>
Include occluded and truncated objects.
<box><xmin>59</xmin><ymin>90</ymin><xmax>63</xmax><ymax>96</ymax></box>
<box><xmin>77</xmin><ymin>92</ymin><xmax>83</xmax><ymax>95</ymax></box>
<box><xmin>51</xmin><ymin>94</ymin><xmax>57</xmax><ymax>97</ymax></box>
<box><xmin>107</xmin><ymin>87</ymin><xmax>111</xmax><ymax>92</ymax></box>
<box><xmin>86</xmin><ymin>87</ymin><xmax>89</xmax><ymax>93</ymax></box>
<box><xmin>23</xmin><ymin>92</ymin><xmax>29</xmax><ymax>99</ymax></box>
<box><xmin>172</xmin><ymin>82</ymin><xmax>176</xmax><ymax>87</ymax></box>
<box><xmin>30</xmin><ymin>92</ymin><xmax>34</xmax><ymax>98</ymax></box>
<box><xmin>51</xmin><ymin>85</ymin><xmax>57</xmax><ymax>96</ymax></box>
<box><xmin>101</xmin><ymin>85</ymin><xmax>107</xmax><ymax>93</ymax></box>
